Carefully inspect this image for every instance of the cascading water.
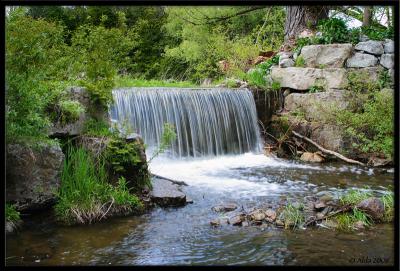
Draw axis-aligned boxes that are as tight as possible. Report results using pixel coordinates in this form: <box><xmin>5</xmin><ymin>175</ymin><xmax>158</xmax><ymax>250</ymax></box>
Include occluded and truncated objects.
<box><xmin>110</xmin><ymin>87</ymin><xmax>263</xmax><ymax>157</ymax></box>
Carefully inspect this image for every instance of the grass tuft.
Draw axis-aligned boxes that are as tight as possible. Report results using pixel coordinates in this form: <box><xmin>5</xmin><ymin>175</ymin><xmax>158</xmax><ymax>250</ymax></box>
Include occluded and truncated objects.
<box><xmin>54</xmin><ymin>146</ymin><xmax>142</xmax><ymax>225</ymax></box>
<box><xmin>279</xmin><ymin>202</ymin><xmax>305</xmax><ymax>229</ymax></box>
<box><xmin>114</xmin><ymin>76</ymin><xmax>198</xmax><ymax>88</ymax></box>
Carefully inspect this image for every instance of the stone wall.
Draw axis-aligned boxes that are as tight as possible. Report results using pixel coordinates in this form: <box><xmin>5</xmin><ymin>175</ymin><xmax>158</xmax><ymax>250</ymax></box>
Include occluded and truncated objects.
<box><xmin>266</xmin><ymin>38</ymin><xmax>394</xmax><ymax>160</ymax></box>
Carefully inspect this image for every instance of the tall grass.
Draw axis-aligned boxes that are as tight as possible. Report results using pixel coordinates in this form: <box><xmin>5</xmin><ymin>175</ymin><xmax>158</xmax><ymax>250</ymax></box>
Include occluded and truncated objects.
<box><xmin>381</xmin><ymin>190</ymin><xmax>394</xmax><ymax>222</ymax></box>
<box><xmin>54</xmin><ymin>146</ymin><xmax>142</xmax><ymax>225</ymax></box>
<box><xmin>339</xmin><ymin>189</ymin><xmax>373</xmax><ymax>206</ymax></box>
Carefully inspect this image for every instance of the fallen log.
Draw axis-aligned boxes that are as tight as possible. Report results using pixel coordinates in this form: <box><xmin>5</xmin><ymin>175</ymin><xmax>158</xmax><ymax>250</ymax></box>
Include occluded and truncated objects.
<box><xmin>292</xmin><ymin>131</ymin><xmax>366</xmax><ymax>166</ymax></box>
<box><xmin>151</xmin><ymin>173</ymin><xmax>188</xmax><ymax>186</ymax></box>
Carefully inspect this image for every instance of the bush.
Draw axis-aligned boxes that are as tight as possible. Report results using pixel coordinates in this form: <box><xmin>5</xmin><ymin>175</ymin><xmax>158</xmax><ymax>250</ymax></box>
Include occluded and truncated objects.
<box><xmin>317</xmin><ymin>18</ymin><xmax>350</xmax><ymax>44</ymax></box>
<box><xmin>58</xmin><ymin>100</ymin><xmax>84</xmax><ymax>124</ymax></box>
<box><xmin>6</xmin><ymin>203</ymin><xmax>20</xmax><ymax>223</ymax></box>
<box><xmin>55</xmin><ymin>146</ymin><xmax>142</xmax><ymax>225</ymax></box>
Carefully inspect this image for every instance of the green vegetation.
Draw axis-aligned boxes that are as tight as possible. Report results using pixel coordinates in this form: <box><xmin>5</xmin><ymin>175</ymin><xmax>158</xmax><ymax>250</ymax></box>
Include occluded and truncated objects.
<box><xmin>83</xmin><ymin>118</ymin><xmax>113</xmax><ymax>137</ymax></box>
<box><xmin>339</xmin><ymin>189</ymin><xmax>373</xmax><ymax>206</ymax></box>
<box><xmin>279</xmin><ymin>202</ymin><xmax>305</xmax><ymax>229</ymax></box>
<box><xmin>294</xmin><ymin>55</ymin><xmax>306</xmax><ymax>67</ymax></box>
<box><xmin>55</xmin><ymin>146</ymin><xmax>142</xmax><ymax>225</ymax></box>
<box><xmin>58</xmin><ymin>100</ymin><xmax>85</xmax><ymax>125</ymax></box>
<box><xmin>335</xmin><ymin>208</ymin><xmax>372</xmax><ymax>231</ymax></box>
<box><xmin>6</xmin><ymin>204</ymin><xmax>21</xmax><ymax>223</ymax></box>
<box><xmin>114</xmin><ymin>77</ymin><xmax>197</xmax><ymax>88</ymax></box>
<box><xmin>148</xmin><ymin>123</ymin><xmax>177</xmax><ymax>163</ymax></box>
<box><xmin>381</xmin><ymin>191</ymin><xmax>394</xmax><ymax>222</ymax></box>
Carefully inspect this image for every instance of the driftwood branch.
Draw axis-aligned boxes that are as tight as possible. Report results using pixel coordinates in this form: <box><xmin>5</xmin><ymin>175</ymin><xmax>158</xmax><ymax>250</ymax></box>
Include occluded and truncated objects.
<box><xmin>292</xmin><ymin>131</ymin><xmax>366</xmax><ymax>166</ymax></box>
<box><xmin>305</xmin><ymin>204</ymin><xmax>352</xmax><ymax>227</ymax></box>
<box><xmin>151</xmin><ymin>173</ymin><xmax>188</xmax><ymax>186</ymax></box>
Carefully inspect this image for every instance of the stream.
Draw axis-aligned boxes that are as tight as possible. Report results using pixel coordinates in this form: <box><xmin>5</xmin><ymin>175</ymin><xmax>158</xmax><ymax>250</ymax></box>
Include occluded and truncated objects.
<box><xmin>6</xmin><ymin>153</ymin><xmax>394</xmax><ymax>265</ymax></box>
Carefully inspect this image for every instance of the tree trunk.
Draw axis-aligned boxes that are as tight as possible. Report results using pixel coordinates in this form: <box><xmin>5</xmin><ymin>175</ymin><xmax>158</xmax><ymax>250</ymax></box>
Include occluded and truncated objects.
<box><xmin>363</xmin><ymin>6</ymin><xmax>372</xmax><ymax>27</ymax></box>
<box><xmin>284</xmin><ymin>6</ymin><xmax>329</xmax><ymax>42</ymax></box>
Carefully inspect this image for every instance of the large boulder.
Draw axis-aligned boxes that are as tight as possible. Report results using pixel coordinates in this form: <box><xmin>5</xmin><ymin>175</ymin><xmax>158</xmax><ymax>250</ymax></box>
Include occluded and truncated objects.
<box><xmin>150</xmin><ymin>177</ymin><xmax>187</xmax><ymax>207</ymax></box>
<box><xmin>300</xmin><ymin>44</ymin><xmax>353</xmax><ymax>68</ymax></box>
<box><xmin>354</xmin><ymin>41</ymin><xmax>384</xmax><ymax>55</ymax></box>
<box><xmin>49</xmin><ymin>87</ymin><xmax>109</xmax><ymax>137</ymax></box>
<box><xmin>284</xmin><ymin>90</ymin><xmax>349</xmax><ymax>121</ymax></box>
<box><xmin>346</xmin><ymin>52</ymin><xmax>378</xmax><ymax>68</ymax></box>
<box><xmin>356</xmin><ymin>197</ymin><xmax>384</xmax><ymax>221</ymax></box>
<box><xmin>271</xmin><ymin>67</ymin><xmax>347</xmax><ymax>90</ymax></box>
<box><xmin>6</xmin><ymin>142</ymin><xmax>64</xmax><ymax>211</ymax></box>
<box><xmin>380</xmin><ymin>54</ymin><xmax>394</xmax><ymax>69</ymax></box>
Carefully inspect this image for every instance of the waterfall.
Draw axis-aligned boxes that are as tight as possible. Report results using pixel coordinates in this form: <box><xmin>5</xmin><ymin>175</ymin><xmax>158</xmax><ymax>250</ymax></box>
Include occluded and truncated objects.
<box><xmin>110</xmin><ymin>87</ymin><xmax>262</xmax><ymax>158</ymax></box>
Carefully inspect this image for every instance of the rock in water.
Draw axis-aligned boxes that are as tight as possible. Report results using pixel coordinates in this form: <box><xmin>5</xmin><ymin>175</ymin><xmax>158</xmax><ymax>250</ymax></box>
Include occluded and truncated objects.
<box><xmin>229</xmin><ymin>214</ymin><xmax>246</xmax><ymax>226</ymax></box>
<box><xmin>249</xmin><ymin>209</ymin><xmax>266</xmax><ymax>221</ymax></box>
<box><xmin>211</xmin><ymin>203</ymin><xmax>238</xmax><ymax>212</ymax></box>
<box><xmin>300</xmin><ymin>152</ymin><xmax>325</xmax><ymax>163</ymax></box>
<box><xmin>265</xmin><ymin>209</ymin><xmax>277</xmax><ymax>222</ymax></box>
<box><xmin>150</xmin><ymin>177</ymin><xmax>187</xmax><ymax>207</ymax></box>
<box><xmin>353</xmin><ymin>220</ymin><xmax>365</xmax><ymax>230</ymax></box>
<box><xmin>356</xmin><ymin>197</ymin><xmax>384</xmax><ymax>220</ymax></box>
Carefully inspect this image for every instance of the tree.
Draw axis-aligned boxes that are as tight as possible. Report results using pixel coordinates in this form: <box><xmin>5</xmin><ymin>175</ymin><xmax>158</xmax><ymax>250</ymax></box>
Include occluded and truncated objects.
<box><xmin>284</xmin><ymin>6</ymin><xmax>329</xmax><ymax>41</ymax></box>
<box><xmin>363</xmin><ymin>6</ymin><xmax>372</xmax><ymax>27</ymax></box>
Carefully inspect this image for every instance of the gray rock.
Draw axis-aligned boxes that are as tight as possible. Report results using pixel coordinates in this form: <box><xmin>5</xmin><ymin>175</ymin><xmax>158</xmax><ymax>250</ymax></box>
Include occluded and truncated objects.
<box><xmin>367</xmin><ymin>157</ymin><xmax>391</xmax><ymax>167</ymax></box>
<box><xmin>353</xmin><ymin>220</ymin><xmax>365</xmax><ymax>230</ymax></box>
<box><xmin>314</xmin><ymin>201</ymin><xmax>327</xmax><ymax>210</ymax></box>
<box><xmin>186</xmin><ymin>197</ymin><xmax>194</xmax><ymax>204</ymax></box>
<box><xmin>6</xmin><ymin>142</ymin><xmax>64</xmax><ymax>211</ymax></box>
<box><xmin>279</xmin><ymin>58</ymin><xmax>295</xmax><ymax>68</ymax></box>
<box><xmin>6</xmin><ymin>220</ymin><xmax>21</xmax><ymax>235</ymax></box>
<box><xmin>277</xmin><ymin>51</ymin><xmax>293</xmax><ymax>59</ymax></box>
<box><xmin>284</xmin><ymin>90</ymin><xmax>349</xmax><ymax>121</ymax></box>
<box><xmin>356</xmin><ymin>197</ymin><xmax>384</xmax><ymax>220</ymax></box>
<box><xmin>319</xmin><ymin>194</ymin><xmax>334</xmax><ymax>202</ymax></box>
<box><xmin>271</xmin><ymin>67</ymin><xmax>347</xmax><ymax>90</ymax></box>
<box><xmin>283</xmin><ymin>89</ymin><xmax>291</xmax><ymax>97</ymax></box>
<box><xmin>359</xmin><ymin>34</ymin><xmax>369</xmax><ymax>42</ymax></box>
<box><xmin>355</xmin><ymin>40</ymin><xmax>384</xmax><ymax>55</ymax></box>
<box><xmin>300</xmin><ymin>43</ymin><xmax>353</xmax><ymax>68</ymax></box>
<box><xmin>380</xmin><ymin>54</ymin><xmax>394</xmax><ymax>69</ymax></box>
<box><xmin>346</xmin><ymin>52</ymin><xmax>378</xmax><ymax>68</ymax></box>
<box><xmin>229</xmin><ymin>214</ymin><xmax>246</xmax><ymax>226</ymax></box>
<box><xmin>265</xmin><ymin>209</ymin><xmax>277</xmax><ymax>222</ymax></box>
<box><xmin>383</xmin><ymin>39</ymin><xmax>394</xmax><ymax>53</ymax></box>
<box><xmin>316</xmin><ymin>212</ymin><xmax>325</xmax><ymax>220</ymax></box>
<box><xmin>388</xmin><ymin>69</ymin><xmax>394</xmax><ymax>82</ymax></box>
<box><xmin>212</xmin><ymin>203</ymin><xmax>238</xmax><ymax>212</ymax></box>
<box><xmin>275</xmin><ymin>220</ymin><xmax>284</xmax><ymax>227</ymax></box>
<box><xmin>249</xmin><ymin>209</ymin><xmax>266</xmax><ymax>221</ymax></box>
<box><xmin>49</xmin><ymin>87</ymin><xmax>108</xmax><ymax>137</ymax></box>
<box><xmin>150</xmin><ymin>178</ymin><xmax>187</xmax><ymax>207</ymax></box>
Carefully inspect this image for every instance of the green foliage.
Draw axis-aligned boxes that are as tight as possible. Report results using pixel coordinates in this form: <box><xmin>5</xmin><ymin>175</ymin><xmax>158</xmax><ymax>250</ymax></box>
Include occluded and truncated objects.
<box><xmin>6</xmin><ymin>8</ymin><xmax>68</xmax><ymax>140</ymax></box>
<box><xmin>335</xmin><ymin>208</ymin><xmax>372</xmax><ymax>232</ymax></box>
<box><xmin>55</xmin><ymin>146</ymin><xmax>142</xmax><ymax>225</ymax></box>
<box><xmin>114</xmin><ymin>76</ymin><xmax>197</xmax><ymax>88</ymax></box>
<box><xmin>246</xmin><ymin>68</ymin><xmax>266</xmax><ymax>89</ymax></box>
<box><xmin>361</xmin><ymin>25</ymin><xmax>394</xmax><ymax>41</ymax></box>
<box><xmin>148</xmin><ymin>123</ymin><xmax>177</xmax><ymax>162</ymax></box>
<box><xmin>339</xmin><ymin>189</ymin><xmax>373</xmax><ymax>206</ymax></box>
<box><xmin>58</xmin><ymin>100</ymin><xmax>84</xmax><ymax>124</ymax></box>
<box><xmin>294</xmin><ymin>55</ymin><xmax>306</xmax><ymax>67</ymax></box>
<box><xmin>6</xmin><ymin>204</ymin><xmax>21</xmax><ymax>223</ymax></box>
<box><xmin>271</xmin><ymin>81</ymin><xmax>281</xmax><ymax>91</ymax></box>
<box><xmin>337</xmin><ymin>90</ymin><xmax>393</xmax><ymax>159</ymax></box>
<box><xmin>317</xmin><ymin>18</ymin><xmax>350</xmax><ymax>44</ymax></box>
<box><xmin>83</xmin><ymin>118</ymin><xmax>113</xmax><ymax>137</ymax></box>
<box><xmin>381</xmin><ymin>190</ymin><xmax>394</xmax><ymax>222</ymax></box>
<box><xmin>105</xmin><ymin>137</ymin><xmax>143</xmax><ymax>174</ymax></box>
<box><xmin>257</xmin><ymin>55</ymin><xmax>279</xmax><ymax>75</ymax></box>
<box><xmin>279</xmin><ymin>201</ymin><xmax>305</xmax><ymax>229</ymax></box>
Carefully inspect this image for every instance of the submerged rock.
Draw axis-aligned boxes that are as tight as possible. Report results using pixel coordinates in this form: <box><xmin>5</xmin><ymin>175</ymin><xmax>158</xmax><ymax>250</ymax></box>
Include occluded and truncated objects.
<box><xmin>356</xmin><ymin>197</ymin><xmax>384</xmax><ymax>220</ymax></box>
<box><xmin>150</xmin><ymin>178</ymin><xmax>187</xmax><ymax>207</ymax></box>
<box><xmin>212</xmin><ymin>203</ymin><xmax>238</xmax><ymax>213</ymax></box>
<box><xmin>229</xmin><ymin>213</ymin><xmax>246</xmax><ymax>226</ymax></box>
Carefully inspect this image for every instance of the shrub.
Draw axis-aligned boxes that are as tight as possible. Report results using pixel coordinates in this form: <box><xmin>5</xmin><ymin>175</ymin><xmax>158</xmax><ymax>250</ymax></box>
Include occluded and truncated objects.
<box><xmin>271</xmin><ymin>81</ymin><xmax>281</xmax><ymax>91</ymax></box>
<box><xmin>58</xmin><ymin>100</ymin><xmax>84</xmax><ymax>124</ymax></box>
<box><xmin>317</xmin><ymin>18</ymin><xmax>350</xmax><ymax>44</ymax></box>
<box><xmin>6</xmin><ymin>204</ymin><xmax>20</xmax><ymax>223</ymax></box>
<box><xmin>55</xmin><ymin>146</ymin><xmax>142</xmax><ymax>225</ymax></box>
<box><xmin>246</xmin><ymin>68</ymin><xmax>266</xmax><ymax>88</ymax></box>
